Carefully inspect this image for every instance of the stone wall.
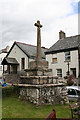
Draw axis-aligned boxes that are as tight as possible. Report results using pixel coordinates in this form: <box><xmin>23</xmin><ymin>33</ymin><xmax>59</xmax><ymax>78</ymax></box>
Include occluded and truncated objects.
<box><xmin>5</xmin><ymin>71</ymin><xmax>25</xmax><ymax>84</ymax></box>
<box><xmin>19</xmin><ymin>85</ymin><xmax>69</xmax><ymax>105</ymax></box>
<box><xmin>6</xmin><ymin>74</ymin><xmax>20</xmax><ymax>84</ymax></box>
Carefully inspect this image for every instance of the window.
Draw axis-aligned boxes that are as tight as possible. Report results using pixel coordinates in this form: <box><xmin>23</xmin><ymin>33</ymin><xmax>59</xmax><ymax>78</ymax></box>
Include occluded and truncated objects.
<box><xmin>77</xmin><ymin>90</ymin><xmax>80</xmax><ymax>96</ymax></box>
<box><xmin>21</xmin><ymin>58</ymin><xmax>25</xmax><ymax>69</ymax></box>
<box><xmin>0</xmin><ymin>66</ymin><xmax>2</xmax><ymax>71</ymax></box>
<box><xmin>65</xmin><ymin>51</ymin><xmax>70</xmax><ymax>61</ymax></box>
<box><xmin>0</xmin><ymin>58</ymin><xmax>2</xmax><ymax>61</ymax></box>
<box><xmin>52</xmin><ymin>54</ymin><xmax>57</xmax><ymax>64</ymax></box>
<box><xmin>68</xmin><ymin>89</ymin><xmax>76</xmax><ymax>95</ymax></box>
<box><xmin>52</xmin><ymin>58</ymin><xmax>57</xmax><ymax>63</ymax></box>
<box><xmin>57</xmin><ymin>69</ymin><xmax>62</xmax><ymax>78</ymax></box>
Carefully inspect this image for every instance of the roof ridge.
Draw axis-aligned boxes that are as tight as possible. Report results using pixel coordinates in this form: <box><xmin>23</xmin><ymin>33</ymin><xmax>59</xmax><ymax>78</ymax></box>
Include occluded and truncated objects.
<box><xmin>15</xmin><ymin>41</ymin><xmax>48</xmax><ymax>49</ymax></box>
<box><xmin>16</xmin><ymin>41</ymin><xmax>36</xmax><ymax>47</ymax></box>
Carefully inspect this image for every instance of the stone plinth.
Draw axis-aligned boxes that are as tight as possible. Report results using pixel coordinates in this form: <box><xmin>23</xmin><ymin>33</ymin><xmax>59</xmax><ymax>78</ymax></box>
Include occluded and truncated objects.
<box><xmin>19</xmin><ymin>84</ymin><xmax>69</xmax><ymax>105</ymax></box>
<box><xmin>29</xmin><ymin>60</ymin><xmax>48</xmax><ymax>69</ymax></box>
<box><xmin>25</xmin><ymin>67</ymin><xmax>52</xmax><ymax>76</ymax></box>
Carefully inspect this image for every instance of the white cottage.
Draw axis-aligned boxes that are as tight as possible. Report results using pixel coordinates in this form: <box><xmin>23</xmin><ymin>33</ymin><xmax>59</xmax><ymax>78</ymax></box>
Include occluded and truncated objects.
<box><xmin>2</xmin><ymin>41</ymin><xmax>47</xmax><ymax>74</ymax></box>
<box><xmin>0</xmin><ymin>46</ymin><xmax>9</xmax><ymax>77</ymax></box>
<box><xmin>45</xmin><ymin>31</ymin><xmax>80</xmax><ymax>79</ymax></box>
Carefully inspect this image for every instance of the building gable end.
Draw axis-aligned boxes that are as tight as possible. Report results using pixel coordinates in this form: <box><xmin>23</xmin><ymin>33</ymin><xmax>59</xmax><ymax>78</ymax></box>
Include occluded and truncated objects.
<box><xmin>6</xmin><ymin>42</ymin><xmax>29</xmax><ymax>58</ymax></box>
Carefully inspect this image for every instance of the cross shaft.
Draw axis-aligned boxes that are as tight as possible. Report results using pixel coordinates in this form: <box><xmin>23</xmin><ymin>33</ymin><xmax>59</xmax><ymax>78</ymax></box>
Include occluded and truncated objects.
<box><xmin>34</xmin><ymin>20</ymin><xmax>43</xmax><ymax>61</ymax></box>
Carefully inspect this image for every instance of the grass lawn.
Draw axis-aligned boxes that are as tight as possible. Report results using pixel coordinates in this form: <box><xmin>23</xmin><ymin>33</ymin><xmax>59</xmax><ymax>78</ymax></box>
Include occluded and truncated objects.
<box><xmin>2</xmin><ymin>96</ymin><xmax>72</xmax><ymax>118</ymax></box>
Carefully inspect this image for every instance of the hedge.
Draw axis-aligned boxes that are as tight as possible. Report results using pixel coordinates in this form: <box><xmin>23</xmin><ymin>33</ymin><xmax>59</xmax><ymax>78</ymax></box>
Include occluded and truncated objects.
<box><xmin>2</xmin><ymin>86</ymin><xmax>20</xmax><ymax>97</ymax></box>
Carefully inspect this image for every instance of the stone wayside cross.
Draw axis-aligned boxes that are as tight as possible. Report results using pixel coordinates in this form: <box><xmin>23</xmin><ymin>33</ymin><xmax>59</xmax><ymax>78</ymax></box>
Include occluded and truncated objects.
<box><xmin>34</xmin><ymin>20</ymin><xmax>42</xmax><ymax>61</ymax></box>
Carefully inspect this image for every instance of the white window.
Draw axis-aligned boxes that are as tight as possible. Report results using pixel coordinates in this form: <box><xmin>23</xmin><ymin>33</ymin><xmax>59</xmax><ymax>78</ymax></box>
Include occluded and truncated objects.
<box><xmin>57</xmin><ymin>69</ymin><xmax>62</xmax><ymax>78</ymax></box>
<box><xmin>65</xmin><ymin>51</ymin><xmax>70</xmax><ymax>61</ymax></box>
<box><xmin>0</xmin><ymin>66</ymin><xmax>2</xmax><ymax>71</ymax></box>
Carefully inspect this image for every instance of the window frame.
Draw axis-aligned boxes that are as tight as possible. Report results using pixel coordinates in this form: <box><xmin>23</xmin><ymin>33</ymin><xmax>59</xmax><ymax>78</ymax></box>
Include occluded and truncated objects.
<box><xmin>57</xmin><ymin>69</ymin><xmax>62</xmax><ymax>78</ymax></box>
<box><xmin>65</xmin><ymin>51</ymin><xmax>71</xmax><ymax>62</ymax></box>
<box><xmin>52</xmin><ymin>57</ymin><xmax>57</xmax><ymax>64</ymax></box>
<box><xmin>52</xmin><ymin>54</ymin><xmax>57</xmax><ymax>64</ymax></box>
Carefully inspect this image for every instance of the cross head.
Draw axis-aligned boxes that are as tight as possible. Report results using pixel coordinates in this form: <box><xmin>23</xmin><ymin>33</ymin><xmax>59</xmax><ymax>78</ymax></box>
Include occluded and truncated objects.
<box><xmin>34</xmin><ymin>20</ymin><xmax>42</xmax><ymax>28</ymax></box>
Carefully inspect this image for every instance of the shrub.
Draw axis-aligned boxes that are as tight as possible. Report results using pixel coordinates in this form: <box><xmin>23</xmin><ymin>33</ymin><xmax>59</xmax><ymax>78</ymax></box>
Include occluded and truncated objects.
<box><xmin>67</xmin><ymin>74</ymin><xmax>74</xmax><ymax>86</ymax></box>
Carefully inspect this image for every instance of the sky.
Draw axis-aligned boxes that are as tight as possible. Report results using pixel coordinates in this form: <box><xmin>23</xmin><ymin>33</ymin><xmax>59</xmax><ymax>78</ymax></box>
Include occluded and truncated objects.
<box><xmin>0</xmin><ymin>0</ymin><xmax>79</xmax><ymax>49</ymax></box>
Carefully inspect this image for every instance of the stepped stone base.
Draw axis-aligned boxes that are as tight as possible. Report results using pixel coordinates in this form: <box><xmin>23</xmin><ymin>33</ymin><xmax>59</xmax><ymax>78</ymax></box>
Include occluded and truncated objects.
<box><xmin>20</xmin><ymin>76</ymin><xmax>58</xmax><ymax>85</ymax></box>
<box><xmin>25</xmin><ymin>68</ymin><xmax>52</xmax><ymax>76</ymax></box>
<box><xmin>19</xmin><ymin>60</ymin><xmax>69</xmax><ymax>105</ymax></box>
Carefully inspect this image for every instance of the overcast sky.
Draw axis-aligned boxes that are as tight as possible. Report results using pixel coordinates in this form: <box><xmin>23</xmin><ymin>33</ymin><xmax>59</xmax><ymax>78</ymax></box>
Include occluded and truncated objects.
<box><xmin>0</xmin><ymin>0</ymin><xmax>79</xmax><ymax>49</ymax></box>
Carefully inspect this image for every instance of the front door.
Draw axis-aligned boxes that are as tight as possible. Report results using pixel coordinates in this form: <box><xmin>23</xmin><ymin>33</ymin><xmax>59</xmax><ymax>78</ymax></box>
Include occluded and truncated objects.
<box><xmin>13</xmin><ymin>65</ymin><xmax>17</xmax><ymax>73</ymax></box>
<box><xmin>7</xmin><ymin>65</ymin><xmax>10</xmax><ymax>74</ymax></box>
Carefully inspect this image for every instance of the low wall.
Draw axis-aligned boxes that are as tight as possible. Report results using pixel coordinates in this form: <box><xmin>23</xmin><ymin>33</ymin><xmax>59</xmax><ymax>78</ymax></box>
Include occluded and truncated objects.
<box><xmin>19</xmin><ymin>84</ymin><xmax>69</xmax><ymax>105</ymax></box>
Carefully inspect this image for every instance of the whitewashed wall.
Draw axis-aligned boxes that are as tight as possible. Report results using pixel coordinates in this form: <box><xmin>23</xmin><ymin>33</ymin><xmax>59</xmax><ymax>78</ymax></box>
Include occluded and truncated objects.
<box><xmin>46</xmin><ymin>50</ymin><xmax>79</xmax><ymax>78</ymax></box>
<box><xmin>8</xmin><ymin>44</ymin><xmax>29</xmax><ymax>71</ymax></box>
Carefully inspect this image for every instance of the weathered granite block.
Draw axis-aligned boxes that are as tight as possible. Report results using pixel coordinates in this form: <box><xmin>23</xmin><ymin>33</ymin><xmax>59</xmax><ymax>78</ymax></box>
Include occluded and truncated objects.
<box><xmin>29</xmin><ymin>60</ymin><xmax>48</xmax><ymax>69</ymax></box>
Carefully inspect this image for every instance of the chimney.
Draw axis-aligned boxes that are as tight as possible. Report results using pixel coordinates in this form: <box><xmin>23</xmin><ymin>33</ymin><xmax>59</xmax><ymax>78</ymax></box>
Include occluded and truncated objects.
<box><xmin>59</xmin><ymin>30</ymin><xmax>66</xmax><ymax>39</ymax></box>
<box><xmin>6</xmin><ymin>46</ymin><xmax>9</xmax><ymax>52</ymax></box>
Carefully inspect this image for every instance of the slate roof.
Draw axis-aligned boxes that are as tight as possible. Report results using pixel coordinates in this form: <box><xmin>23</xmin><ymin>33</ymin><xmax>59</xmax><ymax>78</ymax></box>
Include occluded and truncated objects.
<box><xmin>6</xmin><ymin>42</ymin><xmax>48</xmax><ymax>59</ymax></box>
<box><xmin>0</xmin><ymin>48</ymin><xmax>7</xmax><ymax>54</ymax></box>
<box><xmin>45</xmin><ymin>35</ymin><xmax>80</xmax><ymax>54</ymax></box>
<box><xmin>2</xmin><ymin>57</ymin><xmax>19</xmax><ymax>65</ymax></box>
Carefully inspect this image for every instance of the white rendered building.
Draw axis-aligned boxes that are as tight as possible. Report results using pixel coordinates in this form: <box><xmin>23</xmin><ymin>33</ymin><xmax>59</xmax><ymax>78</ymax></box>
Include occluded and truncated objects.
<box><xmin>45</xmin><ymin>31</ymin><xmax>80</xmax><ymax>79</ymax></box>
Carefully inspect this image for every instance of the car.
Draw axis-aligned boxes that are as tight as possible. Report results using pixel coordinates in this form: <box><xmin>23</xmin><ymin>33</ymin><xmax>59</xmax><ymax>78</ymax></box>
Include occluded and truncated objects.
<box><xmin>66</xmin><ymin>86</ymin><xmax>80</xmax><ymax>101</ymax></box>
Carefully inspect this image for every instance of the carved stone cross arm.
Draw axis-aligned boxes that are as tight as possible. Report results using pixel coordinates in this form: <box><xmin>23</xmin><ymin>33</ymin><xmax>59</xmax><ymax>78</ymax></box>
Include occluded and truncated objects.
<box><xmin>34</xmin><ymin>20</ymin><xmax>42</xmax><ymax>28</ymax></box>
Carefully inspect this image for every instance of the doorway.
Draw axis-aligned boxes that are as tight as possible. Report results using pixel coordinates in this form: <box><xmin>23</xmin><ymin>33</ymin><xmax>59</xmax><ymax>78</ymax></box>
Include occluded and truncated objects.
<box><xmin>13</xmin><ymin>65</ymin><xmax>17</xmax><ymax>73</ymax></box>
<box><xmin>70</xmin><ymin>68</ymin><xmax>76</xmax><ymax>77</ymax></box>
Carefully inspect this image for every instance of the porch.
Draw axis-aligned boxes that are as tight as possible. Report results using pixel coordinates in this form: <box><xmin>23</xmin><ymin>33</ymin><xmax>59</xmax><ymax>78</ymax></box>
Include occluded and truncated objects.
<box><xmin>1</xmin><ymin>57</ymin><xmax>19</xmax><ymax>74</ymax></box>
